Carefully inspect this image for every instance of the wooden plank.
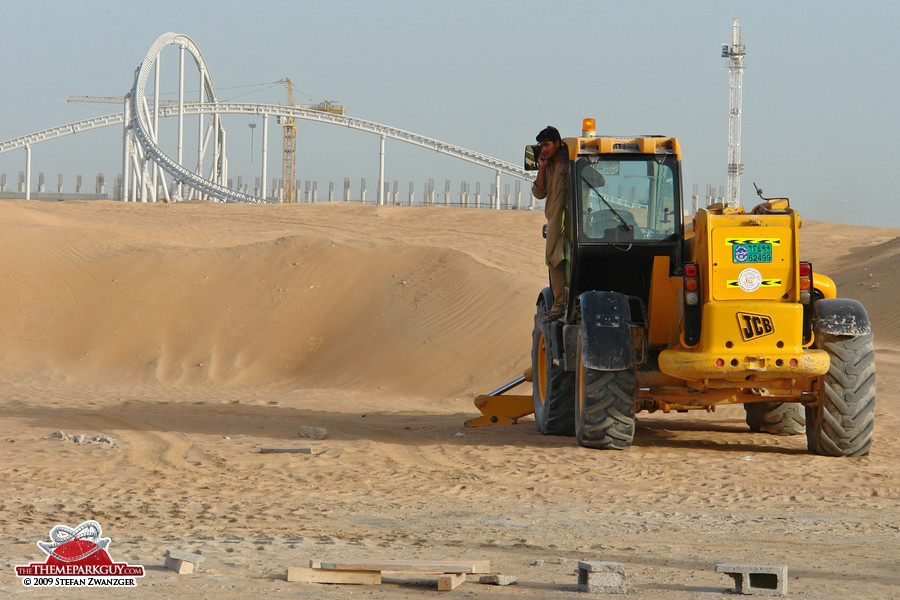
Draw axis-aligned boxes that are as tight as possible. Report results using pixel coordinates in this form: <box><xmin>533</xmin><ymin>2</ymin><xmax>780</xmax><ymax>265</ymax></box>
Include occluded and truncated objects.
<box><xmin>438</xmin><ymin>572</ymin><xmax>466</xmax><ymax>591</ymax></box>
<box><xmin>260</xmin><ymin>447</ymin><xmax>322</xmax><ymax>455</ymax></box>
<box><xmin>310</xmin><ymin>559</ymin><xmax>490</xmax><ymax>574</ymax></box>
<box><xmin>287</xmin><ymin>567</ymin><xmax>380</xmax><ymax>585</ymax></box>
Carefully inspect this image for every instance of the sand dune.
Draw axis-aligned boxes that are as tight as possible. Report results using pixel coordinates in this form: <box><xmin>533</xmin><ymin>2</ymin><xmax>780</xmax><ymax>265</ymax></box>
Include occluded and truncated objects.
<box><xmin>0</xmin><ymin>201</ymin><xmax>545</xmax><ymax>393</ymax></box>
<box><xmin>0</xmin><ymin>199</ymin><xmax>897</xmax><ymax>599</ymax></box>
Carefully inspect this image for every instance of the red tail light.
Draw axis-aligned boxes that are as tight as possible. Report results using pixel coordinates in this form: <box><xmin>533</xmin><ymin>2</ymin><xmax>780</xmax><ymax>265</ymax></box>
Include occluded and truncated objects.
<box><xmin>799</xmin><ymin>261</ymin><xmax>813</xmax><ymax>303</ymax></box>
<box><xmin>683</xmin><ymin>263</ymin><xmax>700</xmax><ymax>305</ymax></box>
<box><xmin>682</xmin><ymin>262</ymin><xmax>702</xmax><ymax>346</ymax></box>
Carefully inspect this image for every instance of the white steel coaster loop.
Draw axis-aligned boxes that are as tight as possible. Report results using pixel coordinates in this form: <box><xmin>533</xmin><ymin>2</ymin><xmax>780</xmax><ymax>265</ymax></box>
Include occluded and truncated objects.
<box><xmin>129</xmin><ymin>32</ymin><xmax>265</xmax><ymax>203</ymax></box>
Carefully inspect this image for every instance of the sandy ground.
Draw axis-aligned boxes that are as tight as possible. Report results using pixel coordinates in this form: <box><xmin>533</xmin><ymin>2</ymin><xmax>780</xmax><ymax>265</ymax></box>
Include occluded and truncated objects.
<box><xmin>0</xmin><ymin>199</ymin><xmax>896</xmax><ymax>599</ymax></box>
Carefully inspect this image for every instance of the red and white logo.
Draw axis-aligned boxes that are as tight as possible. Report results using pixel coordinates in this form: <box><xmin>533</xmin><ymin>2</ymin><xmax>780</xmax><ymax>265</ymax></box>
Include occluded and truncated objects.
<box><xmin>15</xmin><ymin>520</ymin><xmax>144</xmax><ymax>587</ymax></box>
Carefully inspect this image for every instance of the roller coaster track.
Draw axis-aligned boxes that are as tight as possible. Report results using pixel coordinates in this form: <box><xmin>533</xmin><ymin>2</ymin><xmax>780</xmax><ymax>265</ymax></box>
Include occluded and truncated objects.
<box><xmin>0</xmin><ymin>32</ymin><xmax>532</xmax><ymax>204</ymax></box>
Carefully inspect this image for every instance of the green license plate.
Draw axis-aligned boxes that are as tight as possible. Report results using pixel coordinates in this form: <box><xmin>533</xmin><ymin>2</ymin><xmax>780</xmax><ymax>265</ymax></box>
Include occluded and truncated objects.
<box><xmin>733</xmin><ymin>242</ymin><xmax>772</xmax><ymax>263</ymax></box>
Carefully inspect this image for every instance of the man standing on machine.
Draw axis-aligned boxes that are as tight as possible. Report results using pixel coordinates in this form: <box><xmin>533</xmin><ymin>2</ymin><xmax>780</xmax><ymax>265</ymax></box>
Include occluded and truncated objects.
<box><xmin>531</xmin><ymin>125</ymin><xmax>568</xmax><ymax>322</ymax></box>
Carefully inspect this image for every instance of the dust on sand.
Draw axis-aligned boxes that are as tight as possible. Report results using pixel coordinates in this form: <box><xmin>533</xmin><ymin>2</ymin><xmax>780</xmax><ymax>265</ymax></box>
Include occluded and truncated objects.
<box><xmin>0</xmin><ymin>200</ymin><xmax>897</xmax><ymax>598</ymax></box>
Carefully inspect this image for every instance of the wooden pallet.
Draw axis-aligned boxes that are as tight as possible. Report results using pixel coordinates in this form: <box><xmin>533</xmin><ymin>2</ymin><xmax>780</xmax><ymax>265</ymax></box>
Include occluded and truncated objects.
<box><xmin>289</xmin><ymin>559</ymin><xmax>491</xmax><ymax>591</ymax></box>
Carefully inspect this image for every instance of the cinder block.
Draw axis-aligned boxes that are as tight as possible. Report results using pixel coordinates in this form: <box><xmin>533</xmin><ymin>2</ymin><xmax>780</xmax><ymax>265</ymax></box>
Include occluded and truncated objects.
<box><xmin>165</xmin><ymin>549</ymin><xmax>205</xmax><ymax>575</ymax></box>
<box><xmin>715</xmin><ymin>563</ymin><xmax>787</xmax><ymax>596</ymax></box>
<box><xmin>479</xmin><ymin>574</ymin><xmax>518</xmax><ymax>586</ymax></box>
<box><xmin>577</xmin><ymin>561</ymin><xmax>626</xmax><ymax>594</ymax></box>
<box><xmin>165</xmin><ymin>557</ymin><xmax>194</xmax><ymax>574</ymax></box>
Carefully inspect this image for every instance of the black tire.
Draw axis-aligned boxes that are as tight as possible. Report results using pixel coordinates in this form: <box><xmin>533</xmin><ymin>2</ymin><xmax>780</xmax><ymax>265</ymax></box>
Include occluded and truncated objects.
<box><xmin>806</xmin><ymin>331</ymin><xmax>876</xmax><ymax>456</ymax></box>
<box><xmin>575</xmin><ymin>335</ymin><xmax>635</xmax><ymax>450</ymax></box>
<box><xmin>531</xmin><ymin>302</ymin><xmax>575</xmax><ymax>436</ymax></box>
<box><xmin>744</xmin><ymin>402</ymin><xmax>806</xmax><ymax>435</ymax></box>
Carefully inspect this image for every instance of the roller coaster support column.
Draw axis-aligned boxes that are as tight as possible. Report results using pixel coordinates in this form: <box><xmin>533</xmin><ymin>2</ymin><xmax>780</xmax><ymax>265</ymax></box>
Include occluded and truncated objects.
<box><xmin>153</xmin><ymin>59</ymin><xmax>161</xmax><ymax>202</ymax></box>
<box><xmin>121</xmin><ymin>97</ymin><xmax>130</xmax><ymax>201</ymax></box>
<box><xmin>494</xmin><ymin>170</ymin><xmax>501</xmax><ymax>209</ymax></box>
<box><xmin>196</xmin><ymin>69</ymin><xmax>204</xmax><ymax>200</ymax></box>
<box><xmin>219</xmin><ymin>126</ymin><xmax>226</xmax><ymax>193</ymax></box>
<box><xmin>24</xmin><ymin>145</ymin><xmax>31</xmax><ymax>200</ymax></box>
<box><xmin>378</xmin><ymin>134</ymin><xmax>386</xmax><ymax>206</ymax></box>
<box><xmin>177</xmin><ymin>44</ymin><xmax>185</xmax><ymax>201</ymax></box>
<box><xmin>213</xmin><ymin>111</ymin><xmax>222</xmax><ymax>190</ymax></box>
<box><xmin>261</xmin><ymin>115</ymin><xmax>268</xmax><ymax>201</ymax></box>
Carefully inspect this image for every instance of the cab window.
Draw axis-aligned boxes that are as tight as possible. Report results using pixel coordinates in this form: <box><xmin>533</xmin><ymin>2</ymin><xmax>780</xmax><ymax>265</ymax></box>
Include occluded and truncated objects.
<box><xmin>576</xmin><ymin>156</ymin><xmax>678</xmax><ymax>242</ymax></box>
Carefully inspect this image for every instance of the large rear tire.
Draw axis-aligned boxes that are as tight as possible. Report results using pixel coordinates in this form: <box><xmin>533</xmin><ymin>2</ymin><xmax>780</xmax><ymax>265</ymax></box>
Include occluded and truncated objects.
<box><xmin>805</xmin><ymin>331</ymin><xmax>875</xmax><ymax>456</ymax></box>
<box><xmin>575</xmin><ymin>335</ymin><xmax>635</xmax><ymax>450</ymax></box>
<box><xmin>744</xmin><ymin>402</ymin><xmax>805</xmax><ymax>435</ymax></box>
<box><xmin>531</xmin><ymin>302</ymin><xmax>575</xmax><ymax>436</ymax></box>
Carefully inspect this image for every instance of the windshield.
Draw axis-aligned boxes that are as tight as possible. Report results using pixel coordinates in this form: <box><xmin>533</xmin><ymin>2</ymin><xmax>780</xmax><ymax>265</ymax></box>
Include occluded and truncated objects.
<box><xmin>576</xmin><ymin>156</ymin><xmax>679</xmax><ymax>242</ymax></box>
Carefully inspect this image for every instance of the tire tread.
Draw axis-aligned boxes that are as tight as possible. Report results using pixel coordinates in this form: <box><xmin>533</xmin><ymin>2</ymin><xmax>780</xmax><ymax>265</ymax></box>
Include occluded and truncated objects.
<box><xmin>577</xmin><ymin>369</ymin><xmax>635</xmax><ymax>450</ymax></box>
<box><xmin>807</xmin><ymin>332</ymin><xmax>875</xmax><ymax>457</ymax></box>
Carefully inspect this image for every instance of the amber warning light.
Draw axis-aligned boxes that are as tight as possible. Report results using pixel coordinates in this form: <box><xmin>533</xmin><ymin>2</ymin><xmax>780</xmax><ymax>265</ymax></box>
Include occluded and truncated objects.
<box><xmin>582</xmin><ymin>118</ymin><xmax>597</xmax><ymax>137</ymax></box>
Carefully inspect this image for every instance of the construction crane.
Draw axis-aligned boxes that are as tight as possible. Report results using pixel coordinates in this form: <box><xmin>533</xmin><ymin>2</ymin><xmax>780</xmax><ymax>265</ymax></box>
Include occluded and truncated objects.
<box><xmin>278</xmin><ymin>78</ymin><xmax>345</xmax><ymax>203</ymax></box>
<box><xmin>281</xmin><ymin>79</ymin><xmax>297</xmax><ymax>203</ymax></box>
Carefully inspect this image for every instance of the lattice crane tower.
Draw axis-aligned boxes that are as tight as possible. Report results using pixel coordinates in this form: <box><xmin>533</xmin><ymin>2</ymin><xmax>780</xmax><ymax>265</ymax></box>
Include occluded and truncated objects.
<box><xmin>282</xmin><ymin>78</ymin><xmax>297</xmax><ymax>203</ymax></box>
<box><xmin>722</xmin><ymin>19</ymin><xmax>746</xmax><ymax>208</ymax></box>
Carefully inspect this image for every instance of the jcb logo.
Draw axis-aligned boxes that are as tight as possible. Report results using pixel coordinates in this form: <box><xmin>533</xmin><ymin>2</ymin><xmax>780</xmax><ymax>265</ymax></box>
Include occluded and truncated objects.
<box><xmin>737</xmin><ymin>312</ymin><xmax>775</xmax><ymax>341</ymax></box>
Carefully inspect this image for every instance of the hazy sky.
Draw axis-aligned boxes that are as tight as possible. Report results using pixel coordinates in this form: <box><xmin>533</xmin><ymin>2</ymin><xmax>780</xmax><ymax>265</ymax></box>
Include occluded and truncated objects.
<box><xmin>1</xmin><ymin>0</ymin><xmax>897</xmax><ymax>227</ymax></box>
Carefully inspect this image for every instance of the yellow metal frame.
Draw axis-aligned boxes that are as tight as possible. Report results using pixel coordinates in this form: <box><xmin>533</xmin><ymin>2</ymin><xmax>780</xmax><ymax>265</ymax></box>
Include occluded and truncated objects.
<box><xmin>465</xmin><ymin>369</ymin><xmax>534</xmax><ymax>427</ymax></box>
<box><xmin>813</xmin><ymin>273</ymin><xmax>836</xmax><ymax>299</ymax></box>
<box><xmin>658</xmin><ymin>202</ymin><xmax>829</xmax><ymax>393</ymax></box>
<box><xmin>563</xmin><ymin>135</ymin><xmax>682</xmax><ymax>160</ymax></box>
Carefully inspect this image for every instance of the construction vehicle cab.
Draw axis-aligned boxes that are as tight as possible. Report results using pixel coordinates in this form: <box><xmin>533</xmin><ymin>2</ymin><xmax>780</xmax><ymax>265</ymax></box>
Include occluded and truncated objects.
<box><xmin>468</xmin><ymin>119</ymin><xmax>875</xmax><ymax>457</ymax></box>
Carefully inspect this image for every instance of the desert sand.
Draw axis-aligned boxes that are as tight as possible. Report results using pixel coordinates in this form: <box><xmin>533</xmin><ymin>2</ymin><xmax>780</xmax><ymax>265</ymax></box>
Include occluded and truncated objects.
<box><xmin>0</xmin><ymin>199</ymin><xmax>896</xmax><ymax>599</ymax></box>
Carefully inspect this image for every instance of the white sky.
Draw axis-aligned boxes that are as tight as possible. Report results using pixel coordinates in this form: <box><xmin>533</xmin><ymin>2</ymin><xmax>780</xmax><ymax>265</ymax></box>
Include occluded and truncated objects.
<box><xmin>1</xmin><ymin>0</ymin><xmax>897</xmax><ymax>227</ymax></box>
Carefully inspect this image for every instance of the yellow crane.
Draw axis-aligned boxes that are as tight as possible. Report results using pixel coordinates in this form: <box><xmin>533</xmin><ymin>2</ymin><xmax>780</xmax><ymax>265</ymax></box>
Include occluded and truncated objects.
<box><xmin>282</xmin><ymin>79</ymin><xmax>297</xmax><ymax>203</ymax></box>
<box><xmin>279</xmin><ymin>78</ymin><xmax>345</xmax><ymax>203</ymax></box>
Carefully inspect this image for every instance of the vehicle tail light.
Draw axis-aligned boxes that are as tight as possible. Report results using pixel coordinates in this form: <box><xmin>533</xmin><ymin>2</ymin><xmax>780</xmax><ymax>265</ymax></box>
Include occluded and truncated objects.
<box><xmin>799</xmin><ymin>261</ymin><xmax>812</xmax><ymax>303</ymax></box>
<box><xmin>683</xmin><ymin>263</ymin><xmax>700</xmax><ymax>305</ymax></box>
<box><xmin>683</xmin><ymin>263</ymin><xmax>701</xmax><ymax>346</ymax></box>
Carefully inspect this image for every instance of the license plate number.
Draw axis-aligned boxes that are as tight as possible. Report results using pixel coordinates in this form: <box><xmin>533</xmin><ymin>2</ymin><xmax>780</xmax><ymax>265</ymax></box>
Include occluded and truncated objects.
<box><xmin>733</xmin><ymin>243</ymin><xmax>772</xmax><ymax>263</ymax></box>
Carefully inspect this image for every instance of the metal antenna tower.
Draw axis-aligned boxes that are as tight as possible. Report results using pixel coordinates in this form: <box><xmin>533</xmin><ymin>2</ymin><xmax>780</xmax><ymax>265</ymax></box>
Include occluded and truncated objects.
<box><xmin>722</xmin><ymin>19</ymin><xmax>746</xmax><ymax>208</ymax></box>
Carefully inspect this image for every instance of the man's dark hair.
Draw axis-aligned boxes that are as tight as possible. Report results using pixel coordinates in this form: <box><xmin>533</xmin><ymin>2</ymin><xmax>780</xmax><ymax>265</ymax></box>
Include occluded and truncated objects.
<box><xmin>536</xmin><ymin>125</ymin><xmax>561</xmax><ymax>144</ymax></box>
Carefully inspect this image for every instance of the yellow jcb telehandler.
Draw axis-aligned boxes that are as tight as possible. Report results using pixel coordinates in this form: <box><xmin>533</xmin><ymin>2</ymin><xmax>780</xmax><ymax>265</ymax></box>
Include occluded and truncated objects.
<box><xmin>466</xmin><ymin>120</ymin><xmax>875</xmax><ymax>456</ymax></box>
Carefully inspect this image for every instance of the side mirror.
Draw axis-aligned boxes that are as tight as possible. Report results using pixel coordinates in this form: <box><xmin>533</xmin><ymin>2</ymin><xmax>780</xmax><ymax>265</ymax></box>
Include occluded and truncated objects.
<box><xmin>582</xmin><ymin>169</ymin><xmax>606</xmax><ymax>189</ymax></box>
<box><xmin>524</xmin><ymin>144</ymin><xmax>540</xmax><ymax>171</ymax></box>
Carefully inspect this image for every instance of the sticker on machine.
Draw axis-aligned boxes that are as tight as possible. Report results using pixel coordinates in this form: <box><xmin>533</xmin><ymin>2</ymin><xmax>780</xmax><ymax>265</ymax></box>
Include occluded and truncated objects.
<box><xmin>726</xmin><ymin>270</ymin><xmax>782</xmax><ymax>291</ymax></box>
<box><xmin>735</xmin><ymin>267</ymin><xmax>762</xmax><ymax>292</ymax></box>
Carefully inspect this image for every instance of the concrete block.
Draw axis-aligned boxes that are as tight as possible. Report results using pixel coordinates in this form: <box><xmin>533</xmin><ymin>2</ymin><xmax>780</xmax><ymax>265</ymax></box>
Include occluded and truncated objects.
<box><xmin>715</xmin><ymin>563</ymin><xmax>787</xmax><ymax>595</ymax></box>
<box><xmin>165</xmin><ymin>558</ymin><xmax>194</xmax><ymax>574</ymax></box>
<box><xmin>479</xmin><ymin>574</ymin><xmax>518</xmax><ymax>586</ymax></box>
<box><xmin>165</xmin><ymin>549</ymin><xmax>205</xmax><ymax>575</ymax></box>
<box><xmin>577</xmin><ymin>561</ymin><xmax>626</xmax><ymax>594</ymax></box>
<box><xmin>298</xmin><ymin>425</ymin><xmax>327</xmax><ymax>439</ymax></box>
